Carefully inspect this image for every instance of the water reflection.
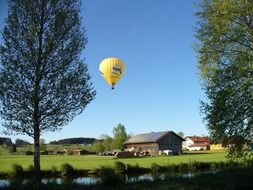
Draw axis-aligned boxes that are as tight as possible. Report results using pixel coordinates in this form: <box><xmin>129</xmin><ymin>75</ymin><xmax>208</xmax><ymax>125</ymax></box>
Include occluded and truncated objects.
<box><xmin>0</xmin><ymin>170</ymin><xmax>217</xmax><ymax>188</ymax></box>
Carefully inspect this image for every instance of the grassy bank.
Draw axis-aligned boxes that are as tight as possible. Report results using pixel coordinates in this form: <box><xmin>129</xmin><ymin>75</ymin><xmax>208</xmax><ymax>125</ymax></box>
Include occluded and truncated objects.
<box><xmin>0</xmin><ymin>151</ymin><xmax>227</xmax><ymax>172</ymax></box>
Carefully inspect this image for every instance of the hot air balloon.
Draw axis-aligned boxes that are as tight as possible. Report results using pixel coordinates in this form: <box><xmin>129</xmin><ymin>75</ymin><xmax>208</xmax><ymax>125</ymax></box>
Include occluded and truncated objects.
<box><xmin>99</xmin><ymin>57</ymin><xmax>125</xmax><ymax>89</ymax></box>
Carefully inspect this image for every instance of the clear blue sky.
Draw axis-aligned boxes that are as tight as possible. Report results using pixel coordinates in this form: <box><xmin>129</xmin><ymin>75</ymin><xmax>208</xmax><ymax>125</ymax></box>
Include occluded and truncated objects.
<box><xmin>0</xmin><ymin>0</ymin><xmax>207</xmax><ymax>143</ymax></box>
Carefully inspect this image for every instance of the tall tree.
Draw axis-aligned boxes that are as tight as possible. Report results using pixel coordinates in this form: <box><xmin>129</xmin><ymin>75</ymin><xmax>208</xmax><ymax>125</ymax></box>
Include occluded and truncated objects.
<box><xmin>0</xmin><ymin>0</ymin><xmax>95</xmax><ymax>183</ymax></box>
<box><xmin>112</xmin><ymin>123</ymin><xmax>128</xmax><ymax>150</ymax></box>
<box><xmin>195</xmin><ymin>0</ymin><xmax>253</xmax><ymax>158</ymax></box>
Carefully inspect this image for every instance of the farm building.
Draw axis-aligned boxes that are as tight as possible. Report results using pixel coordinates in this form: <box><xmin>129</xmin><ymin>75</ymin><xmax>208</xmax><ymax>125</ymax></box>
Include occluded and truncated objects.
<box><xmin>183</xmin><ymin>136</ymin><xmax>211</xmax><ymax>151</ymax></box>
<box><xmin>124</xmin><ymin>131</ymin><xmax>185</xmax><ymax>155</ymax></box>
<box><xmin>72</xmin><ymin>149</ymin><xmax>89</xmax><ymax>155</ymax></box>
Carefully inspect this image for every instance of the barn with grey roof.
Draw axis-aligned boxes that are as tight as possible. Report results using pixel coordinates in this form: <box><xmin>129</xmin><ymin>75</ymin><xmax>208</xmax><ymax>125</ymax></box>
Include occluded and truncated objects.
<box><xmin>124</xmin><ymin>131</ymin><xmax>185</xmax><ymax>155</ymax></box>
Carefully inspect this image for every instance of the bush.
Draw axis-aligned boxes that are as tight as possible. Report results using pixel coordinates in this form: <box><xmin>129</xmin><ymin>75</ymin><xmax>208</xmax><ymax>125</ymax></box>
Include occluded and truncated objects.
<box><xmin>126</xmin><ymin>164</ymin><xmax>141</xmax><ymax>173</ymax></box>
<box><xmin>151</xmin><ymin>163</ymin><xmax>161</xmax><ymax>175</ymax></box>
<box><xmin>166</xmin><ymin>164</ymin><xmax>179</xmax><ymax>173</ymax></box>
<box><xmin>178</xmin><ymin>163</ymin><xmax>189</xmax><ymax>172</ymax></box>
<box><xmin>61</xmin><ymin>163</ymin><xmax>74</xmax><ymax>176</ymax></box>
<box><xmin>27</xmin><ymin>164</ymin><xmax>34</xmax><ymax>175</ymax></box>
<box><xmin>114</xmin><ymin>161</ymin><xmax>126</xmax><ymax>173</ymax></box>
<box><xmin>12</xmin><ymin>164</ymin><xmax>24</xmax><ymax>176</ymax></box>
<box><xmin>245</xmin><ymin>159</ymin><xmax>253</xmax><ymax>167</ymax></box>
<box><xmin>192</xmin><ymin>162</ymin><xmax>211</xmax><ymax>171</ymax></box>
<box><xmin>51</xmin><ymin>166</ymin><xmax>58</xmax><ymax>176</ymax></box>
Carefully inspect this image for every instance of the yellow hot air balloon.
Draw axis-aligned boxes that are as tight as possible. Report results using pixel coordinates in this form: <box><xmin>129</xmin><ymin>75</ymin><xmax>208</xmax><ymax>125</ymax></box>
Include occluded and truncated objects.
<box><xmin>99</xmin><ymin>57</ymin><xmax>125</xmax><ymax>89</ymax></box>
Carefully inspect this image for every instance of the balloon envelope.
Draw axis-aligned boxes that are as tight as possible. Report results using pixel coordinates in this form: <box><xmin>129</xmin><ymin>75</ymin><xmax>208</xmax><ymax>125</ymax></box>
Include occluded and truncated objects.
<box><xmin>99</xmin><ymin>57</ymin><xmax>125</xmax><ymax>89</ymax></box>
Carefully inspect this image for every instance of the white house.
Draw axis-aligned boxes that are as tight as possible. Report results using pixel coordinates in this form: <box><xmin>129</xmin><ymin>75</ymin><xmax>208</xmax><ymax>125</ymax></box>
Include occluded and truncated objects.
<box><xmin>183</xmin><ymin>136</ymin><xmax>211</xmax><ymax>151</ymax></box>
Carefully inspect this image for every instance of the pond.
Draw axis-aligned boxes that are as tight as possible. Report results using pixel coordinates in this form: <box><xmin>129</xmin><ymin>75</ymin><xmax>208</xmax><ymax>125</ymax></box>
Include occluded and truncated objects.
<box><xmin>0</xmin><ymin>170</ymin><xmax>217</xmax><ymax>188</ymax></box>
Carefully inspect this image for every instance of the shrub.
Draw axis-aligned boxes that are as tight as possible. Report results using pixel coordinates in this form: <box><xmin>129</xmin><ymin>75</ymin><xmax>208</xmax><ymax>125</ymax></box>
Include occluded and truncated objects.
<box><xmin>27</xmin><ymin>164</ymin><xmax>34</xmax><ymax>175</ymax></box>
<box><xmin>192</xmin><ymin>162</ymin><xmax>211</xmax><ymax>171</ymax></box>
<box><xmin>166</xmin><ymin>164</ymin><xmax>179</xmax><ymax>173</ymax></box>
<box><xmin>114</xmin><ymin>161</ymin><xmax>126</xmax><ymax>173</ymax></box>
<box><xmin>227</xmin><ymin>160</ymin><xmax>239</xmax><ymax>168</ymax></box>
<box><xmin>126</xmin><ymin>164</ymin><xmax>141</xmax><ymax>173</ymax></box>
<box><xmin>12</xmin><ymin>164</ymin><xmax>24</xmax><ymax>176</ymax></box>
<box><xmin>245</xmin><ymin>159</ymin><xmax>253</xmax><ymax>167</ymax></box>
<box><xmin>51</xmin><ymin>166</ymin><xmax>58</xmax><ymax>176</ymax></box>
<box><xmin>61</xmin><ymin>163</ymin><xmax>74</xmax><ymax>176</ymax></box>
<box><xmin>178</xmin><ymin>163</ymin><xmax>189</xmax><ymax>172</ymax></box>
<box><xmin>151</xmin><ymin>163</ymin><xmax>161</xmax><ymax>175</ymax></box>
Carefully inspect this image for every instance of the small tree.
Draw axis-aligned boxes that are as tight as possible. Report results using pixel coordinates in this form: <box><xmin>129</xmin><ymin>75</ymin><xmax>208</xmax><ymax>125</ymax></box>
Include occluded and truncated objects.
<box><xmin>101</xmin><ymin>135</ymin><xmax>113</xmax><ymax>151</ymax></box>
<box><xmin>93</xmin><ymin>140</ymin><xmax>105</xmax><ymax>154</ymax></box>
<box><xmin>112</xmin><ymin>124</ymin><xmax>128</xmax><ymax>150</ymax></box>
<box><xmin>0</xmin><ymin>0</ymin><xmax>95</xmax><ymax>183</ymax></box>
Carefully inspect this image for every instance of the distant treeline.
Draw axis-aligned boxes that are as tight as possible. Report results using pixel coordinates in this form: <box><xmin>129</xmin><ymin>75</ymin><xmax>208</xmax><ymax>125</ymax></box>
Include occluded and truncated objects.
<box><xmin>49</xmin><ymin>137</ymin><xmax>96</xmax><ymax>145</ymax></box>
<box><xmin>0</xmin><ymin>137</ymin><xmax>12</xmax><ymax>146</ymax></box>
<box><xmin>0</xmin><ymin>137</ymin><xmax>96</xmax><ymax>146</ymax></box>
<box><xmin>0</xmin><ymin>137</ymin><xmax>31</xmax><ymax>147</ymax></box>
<box><xmin>15</xmin><ymin>139</ymin><xmax>31</xmax><ymax>146</ymax></box>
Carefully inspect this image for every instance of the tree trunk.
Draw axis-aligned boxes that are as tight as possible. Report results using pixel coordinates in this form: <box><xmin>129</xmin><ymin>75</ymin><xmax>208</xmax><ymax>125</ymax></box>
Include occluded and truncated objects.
<box><xmin>33</xmin><ymin>0</ymin><xmax>44</xmax><ymax>186</ymax></box>
<box><xmin>34</xmin><ymin>124</ymin><xmax>41</xmax><ymax>187</ymax></box>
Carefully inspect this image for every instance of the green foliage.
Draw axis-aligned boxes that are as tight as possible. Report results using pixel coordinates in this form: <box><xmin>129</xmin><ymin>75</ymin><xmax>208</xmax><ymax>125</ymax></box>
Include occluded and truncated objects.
<box><xmin>12</xmin><ymin>164</ymin><xmax>24</xmax><ymax>176</ymax></box>
<box><xmin>91</xmin><ymin>124</ymin><xmax>130</xmax><ymax>152</ymax></box>
<box><xmin>151</xmin><ymin>163</ymin><xmax>162</xmax><ymax>176</ymax></box>
<box><xmin>51</xmin><ymin>166</ymin><xmax>58</xmax><ymax>176</ymax></box>
<box><xmin>40</xmin><ymin>139</ymin><xmax>47</xmax><ymax>152</ymax></box>
<box><xmin>0</xmin><ymin>0</ymin><xmax>96</xmax><ymax>137</ymax></box>
<box><xmin>15</xmin><ymin>139</ymin><xmax>31</xmax><ymax>147</ymax></box>
<box><xmin>195</xmin><ymin>0</ymin><xmax>253</xmax><ymax>159</ymax></box>
<box><xmin>101</xmin><ymin>135</ymin><xmax>113</xmax><ymax>151</ymax></box>
<box><xmin>0</xmin><ymin>0</ymin><xmax>95</xmax><ymax>182</ymax></box>
<box><xmin>114</xmin><ymin>161</ymin><xmax>126</xmax><ymax>173</ymax></box>
<box><xmin>49</xmin><ymin>137</ymin><xmax>96</xmax><ymax>145</ymax></box>
<box><xmin>0</xmin><ymin>138</ymin><xmax>12</xmax><ymax>146</ymax></box>
<box><xmin>0</xmin><ymin>146</ymin><xmax>10</xmax><ymax>155</ymax></box>
<box><xmin>92</xmin><ymin>141</ymin><xmax>105</xmax><ymax>154</ymax></box>
<box><xmin>27</xmin><ymin>164</ymin><xmax>34</xmax><ymax>175</ymax></box>
<box><xmin>126</xmin><ymin>164</ymin><xmax>146</xmax><ymax>174</ymax></box>
<box><xmin>177</xmin><ymin>132</ymin><xmax>184</xmax><ymax>138</ymax></box>
<box><xmin>10</xmin><ymin>144</ymin><xmax>17</xmax><ymax>153</ymax></box>
<box><xmin>112</xmin><ymin>123</ymin><xmax>128</xmax><ymax>150</ymax></box>
<box><xmin>61</xmin><ymin>163</ymin><xmax>74</xmax><ymax>176</ymax></box>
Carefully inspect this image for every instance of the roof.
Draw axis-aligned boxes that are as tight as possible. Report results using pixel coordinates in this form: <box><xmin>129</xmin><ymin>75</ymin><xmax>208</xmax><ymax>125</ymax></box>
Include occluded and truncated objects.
<box><xmin>186</xmin><ymin>136</ymin><xmax>211</xmax><ymax>143</ymax></box>
<box><xmin>73</xmin><ymin>149</ymin><xmax>88</xmax><ymax>153</ymax></box>
<box><xmin>188</xmin><ymin>143</ymin><xmax>209</xmax><ymax>148</ymax></box>
<box><xmin>124</xmin><ymin>131</ymin><xmax>184</xmax><ymax>144</ymax></box>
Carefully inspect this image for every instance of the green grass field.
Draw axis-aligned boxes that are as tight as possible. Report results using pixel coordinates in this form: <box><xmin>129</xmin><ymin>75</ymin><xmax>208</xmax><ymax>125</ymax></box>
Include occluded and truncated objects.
<box><xmin>0</xmin><ymin>150</ymin><xmax>227</xmax><ymax>172</ymax></box>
